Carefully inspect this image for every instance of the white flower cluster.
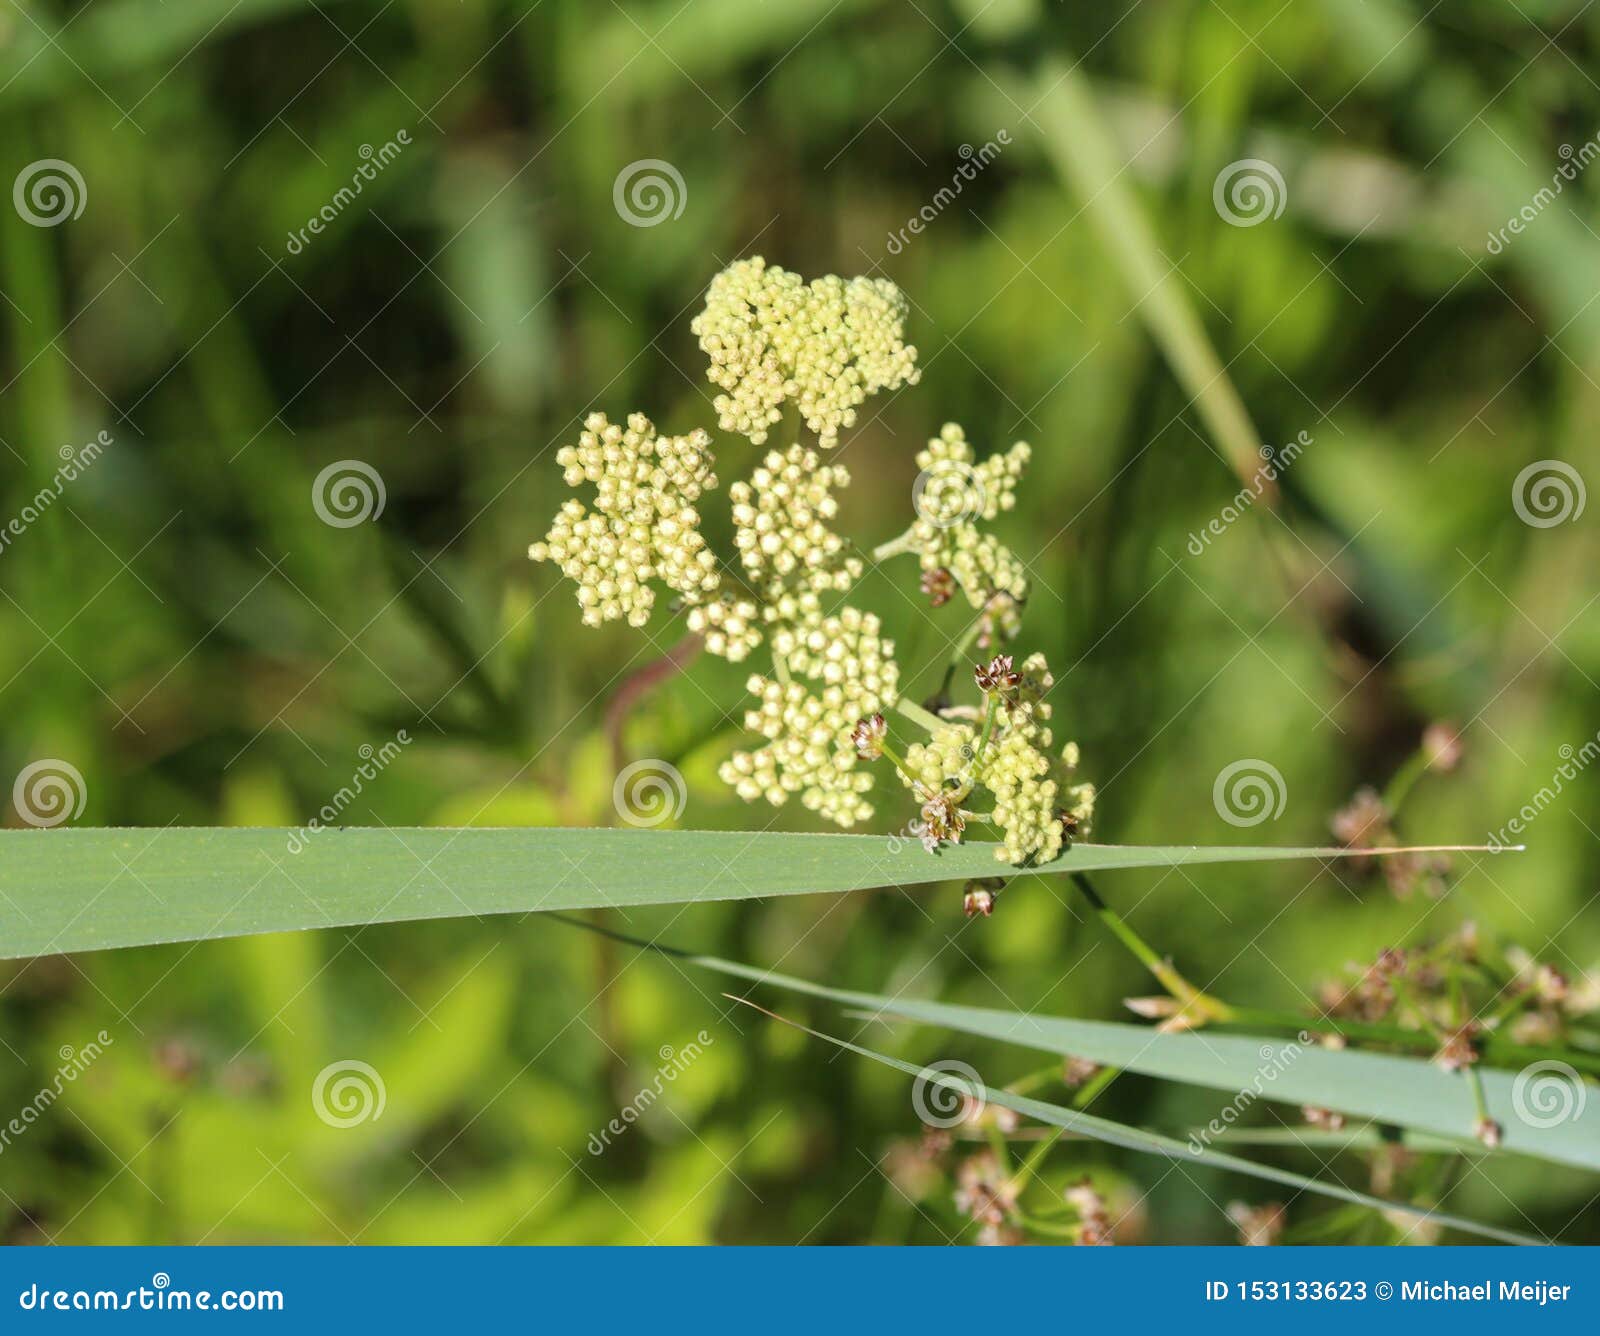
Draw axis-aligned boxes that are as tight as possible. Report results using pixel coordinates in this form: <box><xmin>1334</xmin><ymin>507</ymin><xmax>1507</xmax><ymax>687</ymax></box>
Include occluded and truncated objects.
<box><xmin>528</xmin><ymin>412</ymin><xmax>721</xmax><ymax>627</ymax></box>
<box><xmin>909</xmin><ymin>424</ymin><xmax>1031</xmax><ymax>610</ymax></box>
<box><xmin>719</xmin><ymin>606</ymin><xmax>898</xmax><ymax>826</ymax></box>
<box><xmin>685</xmin><ymin>594</ymin><xmax>761</xmax><ymax>662</ymax></box>
<box><xmin>528</xmin><ymin>262</ymin><xmax>1095</xmax><ymax>873</ymax></box>
<box><xmin>691</xmin><ymin>257</ymin><xmax>920</xmax><ymax>447</ymax></box>
<box><xmin>730</xmin><ymin>444</ymin><xmax>861</xmax><ymax>601</ymax></box>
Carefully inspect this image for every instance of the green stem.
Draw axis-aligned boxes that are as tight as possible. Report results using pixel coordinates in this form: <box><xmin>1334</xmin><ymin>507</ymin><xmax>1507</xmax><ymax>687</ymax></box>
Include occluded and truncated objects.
<box><xmin>1015</xmin><ymin>1213</ymin><xmax>1081</xmax><ymax>1239</ymax></box>
<box><xmin>1383</xmin><ymin>746</ymin><xmax>1431</xmax><ymax>815</ymax></box>
<box><xmin>973</xmin><ymin>695</ymin><xmax>999</xmax><ymax>764</ymax></box>
<box><xmin>935</xmin><ymin>604</ymin><xmax>997</xmax><ymax>702</ymax></box>
<box><xmin>894</xmin><ymin>697</ymin><xmax>947</xmax><ymax>735</ymax></box>
<box><xmin>1005</xmin><ymin>1062</ymin><xmax>1064</xmax><ymax>1097</ymax></box>
<box><xmin>1070</xmin><ymin>873</ymin><xmax>1234</xmax><ymax>1024</ymax></box>
<box><xmin>1007</xmin><ymin>1126</ymin><xmax>1065</xmax><ymax>1198</ymax></box>
<box><xmin>1072</xmin><ymin>1065</ymin><xmax>1121</xmax><ymax>1109</ymax></box>
<box><xmin>871</xmin><ymin>529</ymin><xmax>916</xmax><ymax>562</ymax></box>
<box><xmin>875</xmin><ymin>738</ymin><xmax>923</xmax><ymax>795</ymax></box>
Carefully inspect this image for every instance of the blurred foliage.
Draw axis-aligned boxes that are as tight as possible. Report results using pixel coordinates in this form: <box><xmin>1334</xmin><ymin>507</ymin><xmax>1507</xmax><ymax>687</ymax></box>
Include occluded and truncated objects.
<box><xmin>1</xmin><ymin>0</ymin><xmax>1597</xmax><ymax>1243</ymax></box>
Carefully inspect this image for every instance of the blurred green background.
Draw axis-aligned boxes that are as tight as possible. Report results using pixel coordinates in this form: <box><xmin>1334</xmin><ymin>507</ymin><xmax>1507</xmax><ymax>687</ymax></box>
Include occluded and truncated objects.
<box><xmin>1</xmin><ymin>0</ymin><xmax>1597</xmax><ymax>1243</ymax></box>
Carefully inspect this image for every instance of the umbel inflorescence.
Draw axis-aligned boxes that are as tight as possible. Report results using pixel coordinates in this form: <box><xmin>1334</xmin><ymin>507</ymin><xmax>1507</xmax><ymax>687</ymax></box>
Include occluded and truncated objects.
<box><xmin>529</xmin><ymin>257</ymin><xmax>1094</xmax><ymax>871</ymax></box>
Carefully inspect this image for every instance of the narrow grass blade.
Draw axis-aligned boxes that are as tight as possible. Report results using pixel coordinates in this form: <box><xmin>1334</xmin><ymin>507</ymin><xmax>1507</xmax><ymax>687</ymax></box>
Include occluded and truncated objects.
<box><xmin>730</xmin><ymin>999</ymin><xmax>1541</xmax><ymax>1246</ymax></box>
<box><xmin>686</xmin><ymin>952</ymin><xmax>1596</xmax><ymax>1173</ymax></box>
<box><xmin>1021</xmin><ymin>58</ymin><xmax>1269</xmax><ymax>494</ymax></box>
<box><xmin>0</xmin><ymin>828</ymin><xmax>1492</xmax><ymax>959</ymax></box>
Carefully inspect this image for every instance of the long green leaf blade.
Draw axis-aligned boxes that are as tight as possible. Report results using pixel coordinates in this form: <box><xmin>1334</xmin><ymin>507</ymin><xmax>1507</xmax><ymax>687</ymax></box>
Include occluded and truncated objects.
<box><xmin>682</xmin><ymin>952</ymin><xmax>1597</xmax><ymax>1173</ymax></box>
<box><xmin>739</xmin><ymin>1002</ymin><xmax>1541</xmax><ymax>1246</ymax></box>
<box><xmin>0</xmin><ymin>828</ymin><xmax>1492</xmax><ymax>959</ymax></box>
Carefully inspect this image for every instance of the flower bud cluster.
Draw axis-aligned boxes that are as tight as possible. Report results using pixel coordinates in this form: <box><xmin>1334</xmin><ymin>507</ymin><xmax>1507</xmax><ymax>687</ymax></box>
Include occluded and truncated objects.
<box><xmin>886</xmin><ymin>653</ymin><xmax>1095</xmax><ymax>865</ymax></box>
<box><xmin>528</xmin><ymin>411</ymin><xmax>720</xmax><ymax>627</ymax></box>
<box><xmin>718</xmin><ymin>605</ymin><xmax>898</xmax><ymax>826</ymax></box>
<box><xmin>691</xmin><ymin>257</ymin><xmax>920</xmax><ymax>447</ymax></box>
<box><xmin>730</xmin><ymin>444</ymin><xmax>861</xmax><ymax>599</ymax></box>
<box><xmin>907</xmin><ymin>424</ymin><xmax>1031</xmax><ymax>612</ymax></box>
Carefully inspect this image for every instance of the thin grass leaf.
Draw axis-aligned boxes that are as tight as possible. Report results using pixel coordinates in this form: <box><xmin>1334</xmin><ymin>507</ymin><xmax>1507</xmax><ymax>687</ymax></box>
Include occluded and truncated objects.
<box><xmin>728</xmin><ymin>998</ymin><xmax>1542</xmax><ymax>1246</ymax></box>
<box><xmin>1020</xmin><ymin>57</ymin><xmax>1269</xmax><ymax>493</ymax></box>
<box><xmin>1199</xmin><ymin>1127</ymin><xmax>1484</xmax><ymax>1155</ymax></box>
<box><xmin>671</xmin><ymin>949</ymin><xmax>1596</xmax><ymax>1173</ymax></box>
<box><xmin>0</xmin><ymin>829</ymin><xmax>1490</xmax><ymax>960</ymax></box>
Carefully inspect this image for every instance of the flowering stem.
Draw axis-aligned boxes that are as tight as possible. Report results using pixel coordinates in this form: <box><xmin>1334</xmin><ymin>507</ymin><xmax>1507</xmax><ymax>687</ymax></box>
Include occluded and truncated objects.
<box><xmin>1006</xmin><ymin>1126</ymin><xmax>1065</xmax><ymax>1197</ymax></box>
<box><xmin>604</xmin><ymin>631</ymin><xmax>705</xmax><ymax>773</ymax></box>
<box><xmin>871</xmin><ymin>529</ymin><xmax>917</xmax><ymax>562</ymax></box>
<box><xmin>1070</xmin><ymin>873</ymin><xmax>1234</xmax><ymax>1024</ymax></box>
<box><xmin>1072</xmin><ymin>1065</ymin><xmax>1120</xmax><ymax>1109</ymax></box>
<box><xmin>935</xmin><ymin>602</ymin><xmax>997</xmax><ymax>701</ymax></box>
<box><xmin>973</xmin><ymin>694</ymin><xmax>999</xmax><ymax>764</ymax></box>
<box><xmin>1383</xmin><ymin>745</ymin><xmax>1431</xmax><ymax>814</ymax></box>
<box><xmin>1015</xmin><ymin>1213</ymin><xmax>1081</xmax><ymax>1239</ymax></box>
<box><xmin>894</xmin><ymin>697</ymin><xmax>946</xmax><ymax>736</ymax></box>
<box><xmin>1453</xmin><ymin>971</ymin><xmax>1494</xmax><ymax>1136</ymax></box>
<box><xmin>875</xmin><ymin>738</ymin><xmax>922</xmax><ymax>794</ymax></box>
